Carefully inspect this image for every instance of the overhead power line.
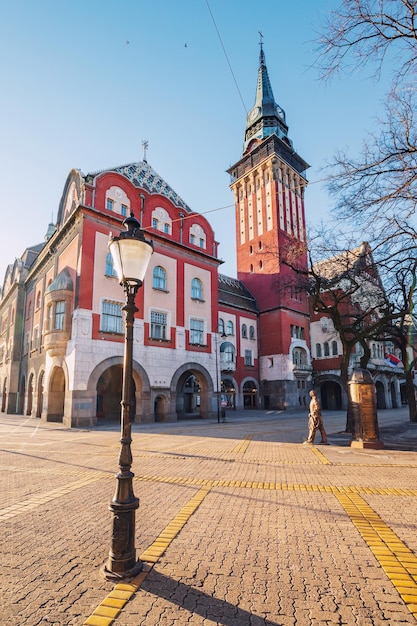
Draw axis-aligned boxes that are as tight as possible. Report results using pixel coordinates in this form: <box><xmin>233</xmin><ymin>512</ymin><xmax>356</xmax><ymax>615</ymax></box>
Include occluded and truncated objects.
<box><xmin>205</xmin><ymin>0</ymin><xmax>247</xmax><ymax>116</ymax></box>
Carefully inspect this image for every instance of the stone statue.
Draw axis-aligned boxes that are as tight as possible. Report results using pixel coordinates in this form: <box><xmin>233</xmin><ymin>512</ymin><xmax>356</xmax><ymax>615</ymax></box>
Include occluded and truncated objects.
<box><xmin>304</xmin><ymin>390</ymin><xmax>328</xmax><ymax>445</ymax></box>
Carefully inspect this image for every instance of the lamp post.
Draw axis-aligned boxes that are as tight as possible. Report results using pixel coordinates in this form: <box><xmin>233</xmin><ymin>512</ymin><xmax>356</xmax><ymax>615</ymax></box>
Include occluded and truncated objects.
<box><xmin>215</xmin><ymin>332</ymin><xmax>227</xmax><ymax>423</ymax></box>
<box><xmin>102</xmin><ymin>211</ymin><xmax>153</xmax><ymax>580</ymax></box>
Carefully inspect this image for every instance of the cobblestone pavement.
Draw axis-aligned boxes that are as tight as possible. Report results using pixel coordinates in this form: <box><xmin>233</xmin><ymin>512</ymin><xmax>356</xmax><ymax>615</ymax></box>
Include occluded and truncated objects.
<box><xmin>2</xmin><ymin>407</ymin><xmax>417</xmax><ymax>625</ymax></box>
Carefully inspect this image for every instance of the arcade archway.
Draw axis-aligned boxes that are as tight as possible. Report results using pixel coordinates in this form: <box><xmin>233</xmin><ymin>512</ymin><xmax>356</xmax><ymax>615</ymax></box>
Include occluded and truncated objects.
<box><xmin>173</xmin><ymin>364</ymin><xmax>212</xmax><ymax>419</ymax></box>
<box><xmin>320</xmin><ymin>381</ymin><xmax>342</xmax><ymax>410</ymax></box>
<box><xmin>47</xmin><ymin>367</ymin><xmax>65</xmax><ymax>422</ymax></box>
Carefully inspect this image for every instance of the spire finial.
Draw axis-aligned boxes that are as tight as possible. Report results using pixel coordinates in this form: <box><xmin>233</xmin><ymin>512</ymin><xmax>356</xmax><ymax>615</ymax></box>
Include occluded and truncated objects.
<box><xmin>258</xmin><ymin>31</ymin><xmax>265</xmax><ymax>64</ymax></box>
<box><xmin>142</xmin><ymin>139</ymin><xmax>149</xmax><ymax>163</ymax></box>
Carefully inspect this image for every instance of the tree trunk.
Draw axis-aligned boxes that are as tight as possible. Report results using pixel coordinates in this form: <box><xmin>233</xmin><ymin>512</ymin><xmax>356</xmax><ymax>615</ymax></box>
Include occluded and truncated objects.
<box><xmin>339</xmin><ymin>348</ymin><xmax>353</xmax><ymax>433</ymax></box>
<box><xmin>405</xmin><ymin>369</ymin><xmax>417</xmax><ymax>422</ymax></box>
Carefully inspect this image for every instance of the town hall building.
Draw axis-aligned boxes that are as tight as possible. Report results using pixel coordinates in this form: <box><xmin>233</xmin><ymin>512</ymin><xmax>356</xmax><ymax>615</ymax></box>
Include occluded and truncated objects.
<box><xmin>0</xmin><ymin>45</ymin><xmax>406</xmax><ymax>426</ymax></box>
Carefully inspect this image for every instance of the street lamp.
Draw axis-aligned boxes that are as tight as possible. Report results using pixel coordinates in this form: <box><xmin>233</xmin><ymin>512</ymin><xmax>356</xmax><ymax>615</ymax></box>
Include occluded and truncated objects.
<box><xmin>102</xmin><ymin>211</ymin><xmax>153</xmax><ymax>580</ymax></box>
<box><xmin>215</xmin><ymin>332</ymin><xmax>227</xmax><ymax>423</ymax></box>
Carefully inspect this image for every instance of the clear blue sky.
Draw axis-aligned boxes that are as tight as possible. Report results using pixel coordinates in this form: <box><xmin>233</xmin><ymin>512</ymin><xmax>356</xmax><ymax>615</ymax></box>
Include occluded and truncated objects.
<box><xmin>0</xmin><ymin>0</ymin><xmax>391</xmax><ymax>281</ymax></box>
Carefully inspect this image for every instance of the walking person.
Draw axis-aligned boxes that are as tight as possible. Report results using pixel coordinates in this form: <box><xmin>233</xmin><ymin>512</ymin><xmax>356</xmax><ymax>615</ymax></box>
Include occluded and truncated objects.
<box><xmin>303</xmin><ymin>390</ymin><xmax>328</xmax><ymax>445</ymax></box>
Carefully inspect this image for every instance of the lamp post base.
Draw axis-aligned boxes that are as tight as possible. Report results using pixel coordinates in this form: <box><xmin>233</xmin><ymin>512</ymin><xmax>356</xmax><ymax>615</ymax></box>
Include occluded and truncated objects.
<box><xmin>101</xmin><ymin>559</ymin><xmax>143</xmax><ymax>581</ymax></box>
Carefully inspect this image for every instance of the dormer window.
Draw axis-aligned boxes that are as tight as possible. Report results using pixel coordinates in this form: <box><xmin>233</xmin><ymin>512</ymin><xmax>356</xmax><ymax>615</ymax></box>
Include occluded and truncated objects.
<box><xmin>189</xmin><ymin>223</ymin><xmax>206</xmax><ymax>249</ymax></box>
<box><xmin>105</xmin><ymin>186</ymin><xmax>131</xmax><ymax>216</ymax></box>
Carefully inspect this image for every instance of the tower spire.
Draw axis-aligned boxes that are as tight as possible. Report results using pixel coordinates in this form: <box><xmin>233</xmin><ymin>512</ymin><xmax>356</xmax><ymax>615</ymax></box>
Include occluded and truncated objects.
<box><xmin>244</xmin><ymin>41</ymin><xmax>291</xmax><ymax>152</ymax></box>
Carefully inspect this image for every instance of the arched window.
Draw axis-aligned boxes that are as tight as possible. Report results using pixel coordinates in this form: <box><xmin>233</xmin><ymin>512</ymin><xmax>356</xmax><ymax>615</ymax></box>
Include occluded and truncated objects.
<box><xmin>241</xmin><ymin>324</ymin><xmax>247</xmax><ymax>338</ymax></box>
<box><xmin>226</xmin><ymin>320</ymin><xmax>234</xmax><ymax>336</ymax></box>
<box><xmin>218</xmin><ymin>318</ymin><xmax>225</xmax><ymax>334</ymax></box>
<box><xmin>191</xmin><ymin>278</ymin><xmax>203</xmax><ymax>300</ymax></box>
<box><xmin>105</xmin><ymin>252</ymin><xmax>117</xmax><ymax>277</ymax></box>
<box><xmin>293</xmin><ymin>347</ymin><xmax>307</xmax><ymax>366</ymax></box>
<box><xmin>221</xmin><ymin>342</ymin><xmax>235</xmax><ymax>365</ymax></box>
<box><xmin>153</xmin><ymin>266</ymin><xmax>167</xmax><ymax>290</ymax></box>
<box><xmin>249</xmin><ymin>325</ymin><xmax>255</xmax><ymax>340</ymax></box>
<box><xmin>332</xmin><ymin>341</ymin><xmax>338</xmax><ymax>356</ymax></box>
<box><xmin>316</xmin><ymin>343</ymin><xmax>322</xmax><ymax>358</ymax></box>
<box><xmin>36</xmin><ymin>291</ymin><xmax>42</xmax><ymax>309</ymax></box>
<box><xmin>324</xmin><ymin>342</ymin><xmax>330</xmax><ymax>357</ymax></box>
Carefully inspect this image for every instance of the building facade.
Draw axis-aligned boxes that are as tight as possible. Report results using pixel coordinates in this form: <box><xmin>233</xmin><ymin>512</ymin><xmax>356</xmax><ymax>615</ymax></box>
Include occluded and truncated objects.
<box><xmin>0</xmin><ymin>45</ymin><xmax>410</xmax><ymax>425</ymax></box>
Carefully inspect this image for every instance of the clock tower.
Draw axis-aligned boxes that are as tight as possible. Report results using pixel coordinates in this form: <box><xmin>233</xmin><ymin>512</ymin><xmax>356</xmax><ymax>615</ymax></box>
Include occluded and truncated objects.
<box><xmin>228</xmin><ymin>42</ymin><xmax>312</xmax><ymax>409</ymax></box>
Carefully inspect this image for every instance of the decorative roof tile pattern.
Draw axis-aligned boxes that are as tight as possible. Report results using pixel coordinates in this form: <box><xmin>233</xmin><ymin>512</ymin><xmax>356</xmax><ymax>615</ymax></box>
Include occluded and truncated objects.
<box><xmin>90</xmin><ymin>161</ymin><xmax>192</xmax><ymax>212</ymax></box>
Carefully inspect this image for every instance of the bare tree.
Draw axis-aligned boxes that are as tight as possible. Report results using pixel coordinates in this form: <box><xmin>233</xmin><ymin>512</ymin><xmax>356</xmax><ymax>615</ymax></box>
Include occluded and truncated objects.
<box><xmin>313</xmin><ymin>0</ymin><xmax>417</xmax><ymax>421</ymax></box>
<box><xmin>316</xmin><ymin>0</ymin><xmax>417</xmax><ymax>83</ymax></box>
<box><xmin>278</xmin><ymin>227</ymin><xmax>416</xmax><ymax>428</ymax></box>
<box><xmin>326</xmin><ymin>88</ymin><xmax>417</xmax><ymax>243</ymax></box>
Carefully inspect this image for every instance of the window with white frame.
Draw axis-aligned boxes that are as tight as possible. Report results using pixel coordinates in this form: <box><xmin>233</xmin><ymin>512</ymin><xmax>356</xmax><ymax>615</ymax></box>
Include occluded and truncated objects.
<box><xmin>249</xmin><ymin>325</ymin><xmax>255</xmax><ymax>339</ymax></box>
<box><xmin>226</xmin><ymin>320</ymin><xmax>234</xmax><ymax>336</ymax></box>
<box><xmin>190</xmin><ymin>318</ymin><xmax>204</xmax><ymax>345</ymax></box>
<box><xmin>293</xmin><ymin>347</ymin><xmax>307</xmax><ymax>366</ymax></box>
<box><xmin>54</xmin><ymin>301</ymin><xmax>66</xmax><ymax>330</ymax></box>
<box><xmin>105</xmin><ymin>252</ymin><xmax>118</xmax><ymax>278</ymax></box>
<box><xmin>191</xmin><ymin>278</ymin><xmax>203</xmax><ymax>300</ymax></box>
<box><xmin>316</xmin><ymin>343</ymin><xmax>322</xmax><ymax>358</ymax></box>
<box><xmin>223</xmin><ymin>344</ymin><xmax>235</xmax><ymax>364</ymax></box>
<box><xmin>105</xmin><ymin>186</ymin><xmax>130</xmax><ymax>216</ymax></box>
<box><xmin>241</xmin><ymin>323</ymin><xmax>247</xmax><ymax>338</ymax></box>
<box><xmin>189</xmin><ymin>223</ymin><xmax>206</xmax><ymax>249</ymax></box>
<box><xmin>218</xmin><ymin>318</ymin><xmax>225</xmax><ymax>334</ymax></box>
<box><xmin>153</xmin><ymin>266</ymin><xmax>167</xmax><ymax>290</ymax></box>
<box><xmin>101</xmin><ymin>300</ymin><xmax>123</xmax><ymax>334</ymax></box>
<box><xmin>324</xmin><ymin>342</ymin><xmax>330</xmax><ymax>357</ymax></box>
<box><xmin>332</xmin><ymin>341</ymin><xmax>338</xmax><ymax>356</ymax></box>
<box><xmin>244</xmin><ymin>349</ymin><xmax>254</xmax><ymax>366</ymax></box>
<box><xmin>150</xmin><ymin>311</ymin><xmax>167</xmax><ymax>340</ymax></box>
<box><xmin>151</xmin><ymin>207</ymin><xmax>172</xmax><ymax>235</ymax></box>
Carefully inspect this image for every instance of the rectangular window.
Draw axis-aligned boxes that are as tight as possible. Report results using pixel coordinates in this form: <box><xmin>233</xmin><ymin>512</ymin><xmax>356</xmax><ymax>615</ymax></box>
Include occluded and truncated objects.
<box><xmin>199</xmin><ymin>238</ymin><xmax>204</xmax><ymax>248</ymax></box>
<box><xmin>152</xmin><ymin>217</ymin><xmax>158</xmax><ymax>229</ymax></box>
<box><xmin>291</xmin><ymin>325</ymin><xmax>305</xmax><ymax>340</ymax></box>
<box><xmin>106</xmin><ymin>198</ymin><xmax>114</xmax><ymax>211</ymax></box>
<box><xmin>33</xmin><ymin>326</ymin><xmax>39</xmax><ymax>350</ymax></box>
<box><xmin>101</xmin><ymin>300</ymin><xmax>123</xmax><ymax>334</ymax></box>
<box><xmin>244</xmin><ymin>350</ymin><xmax>253</xmax><ymax>366</ymax></box>
<box><xmin>121</xmin><ymin>204</ymin><xmax>128</xmax><ymax>216</ymax></box>
<box><xmin>150</xmin><ymin>311</ymin><xmax>167</xmax><ymax>339</ymax></box>
<box><xmin>54</xmin><ymin>301</ymin><xmax>65</xmax><ymax>330</ymax></box>
<box><xmin>190</xmin><ymin>233</ymin><xmax>195</xmax><ymax>245</ymax></box>
<box><xmin>164</xmin><ymin>223</ymin><xmax>170</xmax><ymax>234</ymax></box>
<box><xmin>190</xmin><ymin>318</ymin><xmax>204</xmax><ymax>345</ymax></box>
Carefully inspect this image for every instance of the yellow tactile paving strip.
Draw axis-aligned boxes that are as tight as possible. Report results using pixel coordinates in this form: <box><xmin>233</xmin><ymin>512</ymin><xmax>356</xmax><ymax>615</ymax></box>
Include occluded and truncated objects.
<box><xmin>336</xmin><ymin>492</ymin><xmax>417</xmax><ymax>620</ymax></box>
<box><xmin>83</xmin><ymin>485</ymin><xmax>212</xmax><ymax>626</ymax></box>
<box><xmin>82</xmin><ymin>478</ymin><xmax>417</xmax><ymax>626</ymax></box>
<box><xmin>2</xmin><ymin>471</ymin><xmax>417</xmax><ymax>524</ymax></box>
<box><xmin>232</xmin><ymin>434</ymin><xmax>254</xmax><ymax>453</ymax></box>
<box><xmin>310</xmin><ymin>445</ymin><xmax>332</xmax><ymax>464</ymax></box>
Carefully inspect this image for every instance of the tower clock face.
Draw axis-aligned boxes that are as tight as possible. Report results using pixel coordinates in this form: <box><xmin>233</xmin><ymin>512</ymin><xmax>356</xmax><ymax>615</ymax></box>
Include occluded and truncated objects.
<box><xmin>275</xmin><ymin>105</ymin><xmax>284</xmax><ymax>119</ymax></box>
<box><xmin>249</xmin><ymin>107</ymin><xmax>259</xmax><ymax>121</ymax></box>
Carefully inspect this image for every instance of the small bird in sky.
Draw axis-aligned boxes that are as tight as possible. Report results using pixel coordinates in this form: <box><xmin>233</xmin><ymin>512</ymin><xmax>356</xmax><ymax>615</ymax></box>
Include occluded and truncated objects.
<box><xmin>126</xmin><ymin>40</ymin><xmax>130</xmax><ymax>45</ymax></box>
<box><xmin>184</xmin><ymin>43</ymin><xmax>187</xmax><ymax>47</ymax></box>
